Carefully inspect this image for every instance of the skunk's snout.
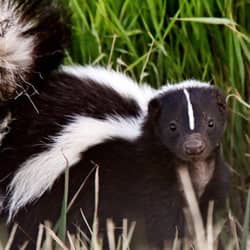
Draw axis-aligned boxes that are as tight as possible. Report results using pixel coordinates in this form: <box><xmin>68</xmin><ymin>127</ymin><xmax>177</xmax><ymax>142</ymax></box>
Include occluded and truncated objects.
<box><xmin>183</xmin><ymin>134</ymin><xmax>205</xmax><ymax>156</ymax></box>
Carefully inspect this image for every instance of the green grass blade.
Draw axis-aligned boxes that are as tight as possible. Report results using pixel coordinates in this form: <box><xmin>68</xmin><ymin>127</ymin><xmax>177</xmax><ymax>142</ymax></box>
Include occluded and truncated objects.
<box><xmin>240</xmin><ymin>190</ymin><xmax>250</xmax><ymax>250</ymax></box>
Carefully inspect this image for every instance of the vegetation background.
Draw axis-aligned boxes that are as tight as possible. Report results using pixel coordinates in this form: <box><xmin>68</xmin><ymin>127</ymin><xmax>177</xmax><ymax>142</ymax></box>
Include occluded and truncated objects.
<box><xmin>1</xmin><ymin>0</ymin><xmax>250</xmax><ymax>249</ymax></box>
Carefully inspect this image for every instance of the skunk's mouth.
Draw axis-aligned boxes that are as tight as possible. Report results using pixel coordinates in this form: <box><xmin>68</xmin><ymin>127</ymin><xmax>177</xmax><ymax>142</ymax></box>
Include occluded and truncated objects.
<box><xmin>180</xmin><ymin>146</ymin><xmax>215</xmax><ymax>163</ymax></box>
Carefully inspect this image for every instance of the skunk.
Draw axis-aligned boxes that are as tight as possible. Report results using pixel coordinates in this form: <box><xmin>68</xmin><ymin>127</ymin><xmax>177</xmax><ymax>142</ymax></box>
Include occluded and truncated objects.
<box><xmin>1</xmin><ymin>66</ymin><xmax>229</xmax><ymax>249</ymax></box>
<box><xmin>0</xmin><ymin>1</ymin><xmax>229</xmax><ymax>249</ymax></box>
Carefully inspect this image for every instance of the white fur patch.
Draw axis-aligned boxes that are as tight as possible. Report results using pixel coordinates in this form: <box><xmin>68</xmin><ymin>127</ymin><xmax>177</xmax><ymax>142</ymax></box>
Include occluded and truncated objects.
<box><xmin>8</xmin><ymin>115</ymin><xmax>143</xmax><ymax>219</ymax></box>
<box><xmin>160</xmin><ymin>79</ymin><xmax>210</xmax><ymax>93</ymax></box>
<box><xmin>0</xmin><ymin>112</ymin><xmax>12</xmax><ymax>145</ymax></box>
<box><xmin>183</xmin><ymin>89</ymin><xmax>195</xmax><ymax>130</ymax></box>
<box><xmin>0</xmin><ymin>1</ymin><xmax>34</xmax><ymax>93</ymax></box>
<box><xmin>62</xmin><ymin>66</ymin><xmax>156</xmax><ymax>113</ymax></box>
<box><xmin>0</xmin><ymin>30</ymin><xmax>34</xmax><ymax>70</ymax></box>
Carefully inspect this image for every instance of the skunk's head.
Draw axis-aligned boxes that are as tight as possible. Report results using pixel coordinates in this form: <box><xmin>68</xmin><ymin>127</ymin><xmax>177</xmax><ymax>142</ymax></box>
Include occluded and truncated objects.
<box><xmin>0</xmin><ymin>0</ymin><xmax>70</xmax><ymax>101</ymax></box>
<box><xmin>147</xmin><ymin>80</ymin><xmax>227</xmax><ymax>162</ymax></box>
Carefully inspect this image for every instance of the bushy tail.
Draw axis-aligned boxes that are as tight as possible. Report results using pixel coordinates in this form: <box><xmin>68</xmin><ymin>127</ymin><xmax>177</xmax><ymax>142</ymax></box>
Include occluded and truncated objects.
<box><xmin>0</xmin><ymin>0</ymin><xmax>70</xmax><ymax>101</ymax></box>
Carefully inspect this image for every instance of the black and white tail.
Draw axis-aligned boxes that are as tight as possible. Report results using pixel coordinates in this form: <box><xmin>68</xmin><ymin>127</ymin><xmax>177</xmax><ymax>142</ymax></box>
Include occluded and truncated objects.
<box><xmin>0</xmin><ymin>0</ymin><xmax>70</xmax><ymax>101</ymax></box>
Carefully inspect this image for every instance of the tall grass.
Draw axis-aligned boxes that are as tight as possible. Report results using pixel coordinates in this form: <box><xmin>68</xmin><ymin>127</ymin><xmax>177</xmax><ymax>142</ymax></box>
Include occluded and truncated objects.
<box><xmin>1</xmin><ymin>0</ymin><xmax>250</xmax><ymax>249</ymax></box>
<box><xmin>1</xmin><ymin>168</ymin><xmax>249</xmax><ymax>250</ymax></box>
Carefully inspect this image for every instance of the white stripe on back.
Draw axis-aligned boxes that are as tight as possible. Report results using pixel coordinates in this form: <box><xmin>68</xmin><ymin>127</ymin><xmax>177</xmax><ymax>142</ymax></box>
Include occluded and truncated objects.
<box><xmin>62</xmin><ymin>66</ymin><xmax>157</xmax><ymax>113</ymax></box>
<box><xmin>183</xmin><ymin>89</ymin><xmax>195</xmax><ymax>130</ymax></box>
<box><xmin>7</xmin><ymin>115</ymin><xmax>143</xmax><ymax>220</ymax></box>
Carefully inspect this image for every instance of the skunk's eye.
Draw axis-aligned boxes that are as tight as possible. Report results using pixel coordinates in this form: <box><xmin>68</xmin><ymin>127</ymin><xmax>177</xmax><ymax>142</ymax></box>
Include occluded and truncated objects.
<box><xmin>208</xmin><ymin>119</ymin><xmax>215</xmax><ymax>128</ymax></box>
<box><xmin>169</xmin><ymin>121</ymin><xmax>177</xmax><ymax>132</ymax></box>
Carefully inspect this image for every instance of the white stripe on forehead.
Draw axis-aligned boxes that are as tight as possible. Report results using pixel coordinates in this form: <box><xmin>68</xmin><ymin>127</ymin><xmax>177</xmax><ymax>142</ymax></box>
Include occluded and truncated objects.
<box><xmin>159</xmin><ymin>80</ymin><xmax>210</xmax><ymax>131</ymax></box>
<box><xmin>183</xmin><ymin>89</ymin><xmax>195</xmax><ymax>130</ymax></box>
<box><xmin>159</xmin><ymin>80</ymin><xmax>210</xmax><ymax>94</ymax></box>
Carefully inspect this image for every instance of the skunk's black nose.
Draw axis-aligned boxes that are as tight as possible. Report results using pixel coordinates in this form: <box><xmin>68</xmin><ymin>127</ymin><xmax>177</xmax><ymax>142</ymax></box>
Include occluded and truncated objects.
<box><xmin>184</xmin><ymin>136</ymin><xmax>205</xmax><ymax>155</ymax></box>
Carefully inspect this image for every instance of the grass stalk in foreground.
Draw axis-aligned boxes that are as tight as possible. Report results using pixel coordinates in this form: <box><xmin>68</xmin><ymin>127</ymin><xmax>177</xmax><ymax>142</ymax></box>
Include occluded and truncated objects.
<box><xmin>1</xmin><ymin>166</ymin><xmax>250</xmax><ymax>250</ymax></box>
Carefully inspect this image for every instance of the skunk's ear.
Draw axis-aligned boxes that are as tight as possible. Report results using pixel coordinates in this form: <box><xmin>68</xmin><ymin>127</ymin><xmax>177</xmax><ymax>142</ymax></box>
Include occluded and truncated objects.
<box><xmin>214</xmin><ymin>87</ymin><xmax>227</xmax><ymax>116</ymax></box>
<box><xmin>148</xmin><ymin>97</ymin><xmax>162</xmax><ymax>119</ymax></box>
